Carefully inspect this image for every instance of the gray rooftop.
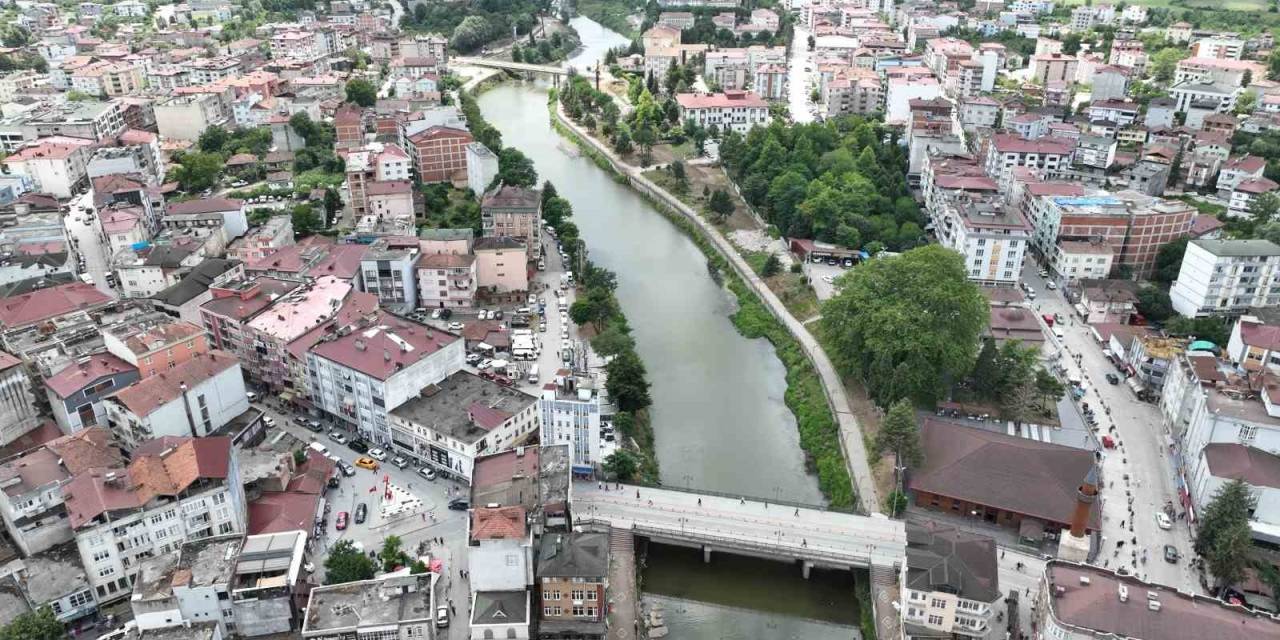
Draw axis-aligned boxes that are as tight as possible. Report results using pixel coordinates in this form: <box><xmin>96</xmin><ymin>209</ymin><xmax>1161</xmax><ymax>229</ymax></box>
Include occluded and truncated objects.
<box><xmin>390</xmin><ymin>371</ymin><xmax>538</xmax><ymax>445</ymax></box>
<box><xmin>132</xmin><ymin>552</ymin><xmax>181</xmax><ymax>603</ymax></box>
<box><xmin>134</xmin><ymin>621</ymin><xmax>220</xmax><ymax>640</ymax></box>
<box><xmin>904</xmin><ymin>520</ymin><xmax>1000</xmax><ymax>603</ymax></box>
<box><xmin>0</xmin><ymin>579</ymin><xmax>30</xmax><ymax>622</ymax></box>
<box><xmin>1192</xmin><ymin>238</ymin><xmax>1280</xmax><ymax>258</ymax></box>
<box><xmin>537</xmin><ymin>532</ymin><xmax>608</xmax><ymax>579</ymax></box>
<box><xmin>17</xmin><ymin>543</ymin><xmax>90</xmax><ymax>604</ymax></box>
<box><xmin>234</xmin><ymin>530</ymin><xmax>305</xmax><ymax>591</ymax></box>
<box><xmin>419</xmin><ymin>228</ymin><xmax>474</xmax><ymax>242</ymax></box>
<box><xmin>539</xmin><ymin>443</ymin><xmax>571</xmax><ymax>513</ymax></box>
<box><xmin>178</xmin><ymin>535</ymin><xmax>242</xmax><ymax>588</ymax></box>
<box><xmin>304</xmin><ymin>574</ymin><xmax>434</xmax><ymax>634</ymax></box>
<box><xmin>152</xmin><ymin>258</ymin><xmax>241</xmax><ymax>306</ymax></box>
<box><xmin>472</xmin><ymin>590</ymin><xmax>528</xmax><ymax>626</ymax></box>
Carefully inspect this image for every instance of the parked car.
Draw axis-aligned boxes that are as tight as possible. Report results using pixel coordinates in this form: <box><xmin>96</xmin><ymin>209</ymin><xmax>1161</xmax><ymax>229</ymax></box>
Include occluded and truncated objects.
<box><xmin>348</xmin><ymin>439</ymin><xmax>370</xmax><ymax>453</ymax></box>
<box><xmin>1164</xmin><ymin>544</ymin><xmax>1179</xmax><ymax>563</ymax></box>
<box><xmin>492</xmin><ymin>309</ymin><xmax>503</xmax><ymax>320</ymax></box>
<box><xmin>355</xmin><ymin>457</ymin><xmax>379</xmax><ymax>471</ymax></box>
<box><xmin>1047</xmin><ymin>281</ymin><xmax>1057</xmax><ymax>290</ymax></box>
<box><xmin>262</xmin><ymin>416</ymin><xmax>275</xmax><ymax>427</ymax></box>
<box><xmin>1106</xmin><ymin>373</ymin><xmax>1120</xmax><ymax>385</ymax></box>
<box><xmin>340</xmin><ymin>461</ymin><xmax>356</xmax><ymax>477</ymax></box>
<box><xmin>477</xmin><ymin>359</ymin><xmax>494</xmax><ymax>370</ymax></box>
<box><xmin>466</xmin><ymin>353</ymin><xmax>482</xmax><ymax>365</ymax></box>
<box><xmin>418</xmin><ymin>467</ymin><xmax>437</xmax><ymax>481</ymax></box>
<box><xmin>448</xmin><ymin>322</ymin><xmax>464</xmax><ymax>331</ymax></box>
<box><xmin>307</xmin><ymin>420</ymin><xmax>323</xmax><ymax>431</ymax></box>
<box><xmin>436</xmin><ymin>607</ymin><xmax>449</xmax><ymax>628</ymax></box>
<box><xmin>448</xmin><ymin>498</ymin><xmax>469</xmax><ymax>510</ymax></box>
<box><xmin>1155</xmin><ymin>511</ymin><xmax>1173</xmax><ymax>530</ymax></box>
<box><xmin>477</xmin><ymin>309</ymin><xmax>488</xmax><ymax>320</ymax></box>
<box><xmin>431</xmin><ymin>308</ymin><xmax>443</xmax><ymax>319</ymax></box>
<box><xmin>354</xmin><ymin>503</ymin><xmax>368</xmax><ymax>524</ymax></box>
<box><xmin>335</xmin><ymin>512</ymin><xmax>349</xmax><ymax>530</ymax></box>
<box><xmin>368</xmin><ymin>448</ymin><xmax>388</xmax><ymax>461</ymax></box>
<box><xmin>391</xmin><ymin>456</ymin><xmax>409</xmax><ymax>469</ymax></box>
<box><xmin>328</xmin><ymin>431</ymin><xmax>348</xmax><ymax>445</ymax></box>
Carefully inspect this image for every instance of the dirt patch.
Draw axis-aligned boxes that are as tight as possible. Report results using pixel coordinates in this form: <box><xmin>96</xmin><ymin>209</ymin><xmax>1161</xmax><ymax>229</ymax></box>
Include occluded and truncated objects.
<box><xmin>729</xmin><ymin>229</ymin><xmax>791</xmax><ymax>267</ymax></box>
<box><xmin>841</xmin><ymin>368</ymin><xmax>897</xmax><ymax>510</ymax></box>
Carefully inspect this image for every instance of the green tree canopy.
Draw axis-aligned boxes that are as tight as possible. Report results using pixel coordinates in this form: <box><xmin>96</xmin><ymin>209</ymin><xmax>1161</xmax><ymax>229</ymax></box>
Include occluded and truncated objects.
<box><xmin>877</xmin><ymin>399</ymin><xmax>923</xmax><ymax>466</ymax></box>
<box><xmin>0</xmin><ymin>607</ymin><xmax>62</xmax><ymax>640</ymax></box>
<box><xmin>496</xmin><ymin>148</ymin><xmax>538</xmax><ymax>188</ymax></box>
<box><xmin>821</xmin><ymin>245</ymin><xmax>988</xmax><ymax>406</ymax></box>
<box><xmin>345</xmin><ymin>78</ymin><xmax>377</xmax><ymax>107</ymax></box>
<box><xmin>1136</xmin><ymin>285</ymin><xmax>1175</xmax><ymax>323</ymax></box>
<box><xmin>324</xmin><ymin>539</ymin><xmax>377</xmax><ymax>584</ymax></box>
<box><xmin>379</xmin><ymin>534</ymin><xmax>410</xmax><ymax>572</ymax></box>
<box><xmin>604</xmin><ymin>449</ymin><xmax>639</xmax><ymax>481</ymax></box>
<box><xmin>605</xmin><ymin>350</ymin><xmax>651</xmax><ymax>412</ymax></box>
<box><xmin>1154</xmin><ymin>237</ymin><xmax>1189</xmax><ymax>284</ymax></box>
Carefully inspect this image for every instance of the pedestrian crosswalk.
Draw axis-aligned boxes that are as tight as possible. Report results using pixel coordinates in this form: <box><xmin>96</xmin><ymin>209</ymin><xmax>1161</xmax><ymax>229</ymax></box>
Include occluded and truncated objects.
<box><xmin>1006</xmin><ymin>421</ymin><xmax>1054</xmax><ymax>444</ymax></box>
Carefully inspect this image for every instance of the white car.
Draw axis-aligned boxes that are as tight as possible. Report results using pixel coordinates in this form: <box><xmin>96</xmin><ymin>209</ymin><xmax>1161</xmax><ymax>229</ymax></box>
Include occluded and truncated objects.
<box><xmin>821</xmin><ymin>275</ymin><xmax>835</xmax><ymax>284</ymax></box>
<box><xmin>447</xmin><ymin>321</ymin><xmax>464</xmax><ymax>331</ymax></box>
<box><xmin>431</xmin><ymin>308</ymin><xmax>443</xmax><ymax>319</ymax></box>
<box><xmin>391</xmin><ymin>456</ymin><xmax>409</xmax><ymax>469</ymax></box>
<box><xmin>477</xmin><ymin>309</ymin><xmax>488</xmax><ymax>320</ymax></box>
<box><xmin>368</xmin><ymin>448</ymin><xmax>388</xmax><ymax>462</ymax></box>
<box><xmin>1046</xmin><ymin>281</ymin><xmax>1057</xmax><ymax>290</ymax></box>
<box><xmin>477</xmin><ymin>358</ymin><xmax>494</xmax><ymax>370</ymax></box>
<box><xmin>1155</xmin><ymin>512</ymin><xmax>1173</xmax><ymax>530</ymax></box>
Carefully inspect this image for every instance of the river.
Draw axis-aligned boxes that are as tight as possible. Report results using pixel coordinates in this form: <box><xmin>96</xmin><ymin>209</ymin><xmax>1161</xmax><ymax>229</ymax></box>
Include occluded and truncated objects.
<box><xmin>475</xmin><ymin>17</ymin><xmax>857</xmax><ymax>638</ymax></box>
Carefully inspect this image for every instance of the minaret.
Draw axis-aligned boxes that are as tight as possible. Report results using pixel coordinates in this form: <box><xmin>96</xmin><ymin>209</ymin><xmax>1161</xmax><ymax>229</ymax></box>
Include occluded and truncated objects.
<box><xmin>1058</xmin><ymin>464</ymin><xmax>1098</xmax><ymax>562</ymax></box>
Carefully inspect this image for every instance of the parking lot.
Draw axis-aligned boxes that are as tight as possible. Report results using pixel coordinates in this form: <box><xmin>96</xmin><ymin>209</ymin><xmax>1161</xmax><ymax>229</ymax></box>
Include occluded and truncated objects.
<box><xmin>803</xmin><ymin>259</ymin><xmax>851</xmax><ymax>301</ymax></box>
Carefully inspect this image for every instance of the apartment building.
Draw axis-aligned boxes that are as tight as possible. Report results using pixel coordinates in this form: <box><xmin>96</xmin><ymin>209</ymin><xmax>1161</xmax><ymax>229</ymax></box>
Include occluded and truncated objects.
<box><xmin>2</xmin><ymin>136</ymin><xmax>96</xmax><ymax>199</ymax></box>
<box><xmin>539</xmin><ymin>370</ymin><xmax>605</xmax><ymax>474</ymax></box>
<box><xmin>302</xmin><ymin>574</ymin><xmax>436</xmax><ymax>639</ymax></box>
<box><xmin>388</xmin><ymin>371</ymin><xmax>539</xmax><ymax>482</ymax></box>
<box><xmin>1191</xmin><ymin>36</ymin><xmax>1245</xmax><ymax>60</ymax></box>
<box><xmin>407</xmin><ymin>125</ymin><xmax>473</xmax><ymax>184</ymax></box>
<box><xmin>227</xmin><ymin>216</ymin><xmax>294</xmax><ymax>264</ymax></box>
<box><xmin>932</xmin><ymin>191</ymin><xmax>1031</xmax><ymax>286</ymax></box>
<box><xmin>0</xmin><ymin>349</ymin><xmax>36</xmax><ymax>446</ymax></box>
<box><xmin>536</xmin><ymin>532</ymin><xmax>608</xmax><ymax>640</ymax></box>
<box><xmin>467</xmin><ymin>143</ymin><xmax>499</xmax><ymax>196</ymax></box>
<box><xmin>417</xmin><ymin>252</ymin><xmax>477</xmax><ymax>309</ymax></box>
<box><xmin>102</xmin><ymin>350</ymin><xmax>248</xmax><ymax>450</ymax></box>
<box><xmin>675</xmin><ymin>91</ymin><xmax>771</xmax><ymax>134</ymax></box>
<box><xmin>482</xmin><ymin>185</ymin><xmax>542</xmax><ymax>260</ymax></box>
<box><xmin>1031</xmin><ymin>53</ymin><xmax>1078</xmax><ymax>85</ymax></box>
<box><xmin>1170</xmin><ymin>239</ymin><xmax>1280</xmax><ymax>318</ymax></box>
<box><xmin>900</xmin><ymin>521</ymin><xmax>999</xmax><ymax>639</ymax></box>
<box><xmin>64</xmin><ymin>436</ymin><xmax>246</xmax><ymax>604</ymax></box>
<box><xmin>103</xmin><ymin>319</ymin><xmax>209</xmax><ymax>379</ymax></box>
<box><xmin>922</xmin><ymin>37</ymin><xmax>996</xmax><ymax>99</ymax></box>
<box><xmin>154</xmin><ymin>93</ymin><xmax>229</xmax><ymax>142</ymax></box>
<box><xmin>1226</xmin><ymin>311</ymin><xmax>1280</xmax><ymax>374</ymax></box>
<box><xmin>359</xmin><ymin>236</ymin><xmax>420</xmax><ymax>310</ymax></box>
<box><xmin>343</xmin><ymin>142</ymin><xmax>413</xmax><ymax>220</ymax></box>
<box><xmin>822</xmin><ymin>67</ymin><xmax>883</xmax><ymax>117</ymax></box>
<box><xmin>45</xmin><ymin>354</ymin><xmax>140</xmax><ymax>434</ymax></box>
<box><xmin>0</xmin><ymin>428</ymin><xmax>121</xmax><ymax>556</ymax></box>
<box><xmin>983</xmin><ymin>134</ymin><xmax>1075</xmax><ymax>187</ymax></box>
<box><xmin>1025</xmin><ymin>190</ymin><xmax>1194</xmax><ymax>278</ymax></box>
<box><xmin>307</xmin><ymin>310</ymin><xmax>465</xmax><ymax>445</ymax></box>
<box><xmin>1052</xmin><ymin>240</ymin><xmax>1115</xmax><ymax>281</ymax></box>
<box><xmin>130</xmin><ymin>535</ymin><xmax>242</xmax><ymax>636</ymax></box>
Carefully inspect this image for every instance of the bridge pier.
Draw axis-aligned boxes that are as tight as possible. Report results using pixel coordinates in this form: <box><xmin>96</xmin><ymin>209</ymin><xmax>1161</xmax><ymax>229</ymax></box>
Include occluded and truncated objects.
<box><xmin>801</xmin><ymin>560</ymin><xmax>813</xmax><ymax>580</ymax></box>
<box><xmin>702</xmin><ymin>545</ymin><xmax>712</xmax><ymax>563</ymax></box>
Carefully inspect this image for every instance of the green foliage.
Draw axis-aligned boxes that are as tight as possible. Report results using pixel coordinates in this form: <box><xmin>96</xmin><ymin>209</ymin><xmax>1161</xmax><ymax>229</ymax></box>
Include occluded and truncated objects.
<box><xmin>708</xmin><ymin>189</ymin><xmax>734</xmax><ymax>219</ymax></box>
<box><xmin>496</xmin><ymin>148</ymin><xmax>539</xmax><ymax>188</ymax></box>
<box><xmin>459</xmin><ymin>91</ymin><xmax>503</xmax><ymax>151</ymax></box>
<box><xmin>1164</xmin><ymin>316</ymin><xmax>1229</xmax><ymax>346</ymax></box>
<box><xmin>1153</xmin><ymin>237</ymin><xmax>1189</xmax><ymax>284</ymax></box>
<box><xmin>410</xmin><ymin>559</ymin><xmax>429</xmax><ymax>574</ymax></box>
<box><xmin>379</xmin><ymin>535</ymin><xmax>410</xmax><ymax>572</ymax></box>
<box><xmin>170</xmin><ymin>151</ymin><xmax>223</xmax><ymax>192</ymax></box>
<box><xmin>324</xmin><ymin>539</ymin><xmax>376</xmax><ymax>584</ymax></box>
<box><xmin>292</xmin><ymin>448</ymin><xmax>307</xmax><ymax>465</ymax></box>
<box><xmin>604</xmin><ymin>449</ymin><xmax>640</xmax><ymax>481</ymax></box>
<box><xmin>345</xmin><ymin>78</ymin><xmax>377</xmax><ymax>107</ymax></box>
<box><xmin>292</xmin><ymin>203</ymin><xmax>321</xmax><ymax>236</ymax></box>
<box><xmin>943</xmin><ymin>25</ymin><xmax>1037</xmax><ymax>57</ymax></box>
<box><xmin>1195</xmin><ymin>480</ymin><xmax>1257</xmax><ymax>593</ymax></box>
<box><xmin>877</xmin><ymin>399</ymin><xmax>923</xmax><ymax>466</ymax></box>
<box><xmin>606</xmin><ymin>350</ymin><xmax>651</xmax><ymax>413</ymax></box>
<box><xmin>821</xmin><ymin>246</ymin><xmax>988</xmax><ymax>406</ymax></box>
<box><xmin>0</xmin><ymin>607</ymin><xmax>63</xmax><ymax>640</ymax></box>
<box><xmin>451</xmin><ymin>15</ymin><xmax>492</xmax><ymax>51</ymax></box>
<box><xmin>761</xmin><ymin>254</ymin><xmax>782</xmax><ymax>277</ymax></box>
<box><xmin>1149</xmin><ymin>46</ymin><xmax>1188</xmax><ymax>83</ymax></box>
<box><xmin>720</xmin><ymin>118</ymin><xmax>920</xmax><ymax>250</ymax></box>
<box><xmin>1136</xmin><ymin>285</ymin><xmax>1174</xmax><ymax>323</ymax></box>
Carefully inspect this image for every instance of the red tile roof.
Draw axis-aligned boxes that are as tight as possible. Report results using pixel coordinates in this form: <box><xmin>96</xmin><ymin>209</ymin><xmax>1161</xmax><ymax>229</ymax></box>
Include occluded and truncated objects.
<box><xmin>676</xmin><ymin>90</ymin><xmax>768</xmax><ymax>109</ymax></box>
<box><xmin>167</xmin><ymin>198</ymin><xmax>244</xmax><ymax>215</ymax></box>
<box><xmin>108</xmin><ymin>350</ymin><xmax>239</xmax><ymax>417</ymax></box>
<box><xmin>365</xmin><ymin>180</ymin><xmax>413</xmax><ymax>196</ymax></box>
<box><xmin>309</xmin><ymin>311</ymin><xmax>461</xmax><ymax>380</ymax></box>
<box><xmin>64</xmin><ymin>436</ymin><xmax>232</xmax><ymax>528</ymax></box>
<box><xmin>46</xmin><ymin>354</ymin><xmax>136</xmax><ymax>398</ymax></box>
<box><xmin>471</xmin><ymin>506</ymin><xmax>527</xmax><ymax>541</ymax></box>
<box><xmin>1238</xmin><ymin>177</ymin><xmax>1279</xmax><ymax>194</ymax></box>
<box><xmin>0</xmin><ymin>282</ymin><xmax>114</xmax><ymax>330</ymax></box>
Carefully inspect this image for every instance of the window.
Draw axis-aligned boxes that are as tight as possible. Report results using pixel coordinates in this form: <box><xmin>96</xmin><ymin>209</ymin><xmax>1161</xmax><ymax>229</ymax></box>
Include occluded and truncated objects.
<box><xmin>586</xmin><ymin>590</ymin><xmax>598</xmax><ymax>601</ymax></box>
<box><xmin>928</xmin><ymin>614</ymin><xmax>944</xmax><ymax>625</ymax></box>
<box><xmin>69</xmin><ymin>590</ymin><xmax>92</xmax><ymax>608</ymax></box>
<box><xmin>1240</xmin><ymin>424</ymin><xmax>1258</xmax><ymax>444</ymax></box>
<box><xmin>931</xmin><ymin>598</ymin><xmax>946</xmax><ymax>608</ymax></box>
<box><xmin>92</xmin><ymin>550</ymin><xmax>110</xmax><ymax>562</ymax></box>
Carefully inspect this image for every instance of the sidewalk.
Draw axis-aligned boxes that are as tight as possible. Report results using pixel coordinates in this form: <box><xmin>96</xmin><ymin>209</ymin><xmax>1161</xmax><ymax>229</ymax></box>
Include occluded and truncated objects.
<box><xmin>551</xmin><ymin>104</ymin><xmax>882</xmax><ymax>515</ymax></box>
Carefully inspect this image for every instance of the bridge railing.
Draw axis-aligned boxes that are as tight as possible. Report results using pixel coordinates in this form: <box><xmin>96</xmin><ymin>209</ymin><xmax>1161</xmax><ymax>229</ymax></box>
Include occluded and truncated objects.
<box><xmin>617</xmin><ymin>482</ymin><xmax>858</xmax><ymax>514</ymax></box>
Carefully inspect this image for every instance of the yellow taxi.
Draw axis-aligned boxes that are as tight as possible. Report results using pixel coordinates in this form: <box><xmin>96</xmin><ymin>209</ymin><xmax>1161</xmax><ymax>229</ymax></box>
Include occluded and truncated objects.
<box><xmin>355</xmin><ymin>456</ymin><xmax>379</xmax><ymax>471</ymax></box>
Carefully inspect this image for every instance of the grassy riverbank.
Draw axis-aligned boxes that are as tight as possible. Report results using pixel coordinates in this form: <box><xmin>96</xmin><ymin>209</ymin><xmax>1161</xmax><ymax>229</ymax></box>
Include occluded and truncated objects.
<box><xmin>547</xmin><ymin>90</ymin><xmax>855</xmax><ymax>510</ymax></box>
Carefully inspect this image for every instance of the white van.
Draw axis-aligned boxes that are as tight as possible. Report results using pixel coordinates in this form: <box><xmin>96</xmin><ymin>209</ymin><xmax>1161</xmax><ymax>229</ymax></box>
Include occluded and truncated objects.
<box><xmin>527</xmin><ymin>364</ymin><xmax>539</xmax><ymax>384</ymax></box>
<box><xmin>1052</xmin><ymin>326</ymin><xmax>1065</xmax><ymax>340</ymax></box>
<box><xmin>308</xmin><ymin>442</ymin><xmax>328</xmax><ymax>456</ymax></box>
<box><xmin>557</xmin><ymin>296</ymin><xmax>567</xmax><ymax>310</ymax></box>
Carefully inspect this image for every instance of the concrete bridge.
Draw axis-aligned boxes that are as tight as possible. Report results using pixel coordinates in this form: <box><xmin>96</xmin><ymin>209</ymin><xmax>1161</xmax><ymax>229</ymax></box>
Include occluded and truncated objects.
<box><xmin>452</xmin><ymin>56</ymin><xmax>571</xmax><ymax>77</ymax></box>
<box><xmin>574</xmin><ymin>482</ymin><xmax>905</xmax><ymax>576</ymax></box>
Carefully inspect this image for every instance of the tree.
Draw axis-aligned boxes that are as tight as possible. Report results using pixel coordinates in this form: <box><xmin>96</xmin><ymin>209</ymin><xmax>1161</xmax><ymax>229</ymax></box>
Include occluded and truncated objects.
<box><xmin>1154</xmin><ymin>237</ymin><xmax>1189</xmax><ymax>284</ymax></box>
<box><xmin>1136</xmin><ymin>285</ymin><xmax>1174</xmax><ymax>323</ymax></box>
<box><xmin>1149</xmin><ymin>47</ymin><xmax>1187</xmax><ymax>83</ymax></box>
<box><xmin>761</xmin><ymin>254</ymin><xmax>781</xmax><ymax>277</ymax></box>
<box><xmin>969</xmin><ymin>338</ymin><xmax>1001</xmax><ymax>399</ymax></box>
<box><xmin>821</xmin><ymin>246</ymin><xmax>988</xmax><ymax>406</ymax></box>
<box><xmin>1061</xmin><ymin>33</ymin><xmax>1082</xmax><ymax>55</ymax></box>
<box><xmin>379</xmin><ymin>535</ymin><xmax>409</xmax><ymax>572</ymax></box>
<box><xmin>669</xmin><ymin>160</ymin><xmax>687</xmax><ymax>193</ymax></box>
<box><xmin>451</xmin><ymin>15</ymin><xmax>491</xmax><ymax>52</ymax></box>
<box><xmin>1034</xmin><ymin>368</ymin><xmax>1066</xmax><ymax>411</ymax></box>
<box><xmin>345</xmin><ymin>78</ymin><xmax>377</xmax><ymax>107</ymax></box>
<box><xmin>413</xmin><ymin>3</ymin><xmax>427</xmax><ymax>23</ymax></box>
<box><xmin>497</xmin><ymin>148</ymin><xmax>538</xmax><ymax>188</ymax></box>
<box><xmin>613</xmin><ymin>123</ymin><xmax>633</xmax><ymax>154</ymax></box>
<box><xmin>324</xmin><ymin>539</ymin><xmax>377</xmax><ymax>584</ymax></box>
<box><xmin>292</xmin><ymin>203</ymin><xmax>321</xmax><ymax>236</ymax></box>
<box><xmin>1249</xmin><ymin>191</ymin><xmax>1280</xmax><ymax>225</ymax></box>
<box><xmin>603</xmin><ymin>449</ymin><xmax>639</xmax><ymax>481</ymax></box>
<box><xmin>0</xmin><ymin>607</ymin><xmax>63</xmax><ymax>640</ymax></box>
<box><xmin>198</xmin><ymin>125</ymin><xmax>230</xmax><ymax>153</ymax></box>
<box><xmin>173</xmin><ymin>151</ymin><xmax>223</xmax><ymax>192</ymax></box>
<box><xmin>1236</xmin><ymin>89</ymin><xmax>1259</xmax><ymax>115</ymax></box>
<box><xmin>876</xmin><ymin>399</ymin><xmax>923</xmax><ymax>466</ymax></box>
<box><xmin>1195</xmin><ymin>479</ymin><xmax>1256</xmax><ymax>558</ymax></box>
<box><xmin>1209</xmin><ymin>521</ymin><xmax>1254</xmax><ymax>594</ymax></box>
<box><xmin>1165</xmin><ymin>316</ymin><xmax>1229</xmax><ymax>346</ymax></box>
<box><xmin>708</xmin><ymin>189</ymin><xmax>734</xmax><ymax>220</ymax></box>
<box><xmin>605</xmin><ymin>350</ymin><xmax>651</xmax><ymax>412</ymax></box>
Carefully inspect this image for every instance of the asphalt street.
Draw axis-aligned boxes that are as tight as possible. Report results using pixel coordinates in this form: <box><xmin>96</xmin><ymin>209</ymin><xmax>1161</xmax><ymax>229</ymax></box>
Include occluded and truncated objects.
<box><xmin>1023</xmin><ymin>263</ymin><xmax>1199</xmax><ymax>593</ymax></box>
<box><xmin>66</xmin><ymin>191</ymin><xmax>114</xmax><ymax>297</ymax></box>
<box><xmin>787</xmin><ymin>25</ymin><xmax>817</xmax><ymax>124</ymax></box>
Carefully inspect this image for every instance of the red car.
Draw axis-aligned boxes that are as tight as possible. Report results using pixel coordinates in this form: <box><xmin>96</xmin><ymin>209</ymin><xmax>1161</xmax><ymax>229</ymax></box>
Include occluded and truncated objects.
<box><xmin>335</xmin><ymin>511</ymin><xmax>349</xmax><ymax>530</ymax></box>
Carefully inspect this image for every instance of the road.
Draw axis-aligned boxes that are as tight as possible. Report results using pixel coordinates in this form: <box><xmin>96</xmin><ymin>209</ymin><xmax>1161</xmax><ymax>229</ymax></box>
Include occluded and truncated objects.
<box><xmin>376</xmin><ymin>0</ymin><xmax>405</xmax><ymax>99</ymax></box>
<box><xmin>67</xmin><ymin>191</ymin><xmax>114</xmax><ymax>297</ymax></box>
<box><xmin>574</xmin><ymin>482</ymin><xmax>906</xmax><ymax>566</ymax></box>
<box><xmin>251</xmin><ymin>405</ymin><xmax>476</xmax><ymax>640</ymax></box>
<box><xmin>1022</xmin><ymin>264</ymin><xmax>1199</xmax><ymax>593</ymax></box>
<box><xmin>788</xmin><ymin>25</ymin><xmax>816</xmax><ymax>123</ymax></box>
